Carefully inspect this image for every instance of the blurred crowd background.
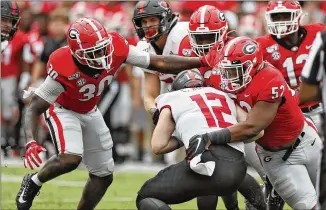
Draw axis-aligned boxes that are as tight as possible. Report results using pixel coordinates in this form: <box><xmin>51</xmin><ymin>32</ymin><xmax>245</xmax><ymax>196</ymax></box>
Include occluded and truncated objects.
<box><xmin>2</xmin><ymin>1</ymin><xmax>326</xmax><ymax>165</ymax></box>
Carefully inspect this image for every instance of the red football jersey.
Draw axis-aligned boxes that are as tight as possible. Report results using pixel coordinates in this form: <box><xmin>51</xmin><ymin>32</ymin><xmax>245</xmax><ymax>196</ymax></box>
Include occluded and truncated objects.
<box><xmin>1</xmin><ymin>30</ymin><xmax>27</xmax><ymax>78</ymax></box>
<box><xmin>47</xmin><ymin>32</ymin><xmax>129</xmax><ymax>114</ymax></box>
<box><xmin>256</xmin><ymin>23</ymin><xmax>325</xmax><ymax>89</ymax></box>
<box><xmin>234</xmin><ymin>64</ymin><xmax>304</xmax><ymax>148</ymax></box>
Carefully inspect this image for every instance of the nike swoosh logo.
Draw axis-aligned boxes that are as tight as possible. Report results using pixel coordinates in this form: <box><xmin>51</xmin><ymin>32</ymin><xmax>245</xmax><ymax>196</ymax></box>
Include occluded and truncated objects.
<box><xmin>306</xmin><ymin>45</ymin><xmax>312</xmax><ymax>49</ymax></box>
<box><xmin>311</xmin><ymin>138</ymin><xmax>316</xmax><ymax>146</ymax></box>
<box><xmin>18</xmin><ymin>187</ymin><xmax>27</xmax><ymax>203</ymax></box>
<box><xmin>244</xmin><ymin>94</ymin><xmax>250</xmax><ymax>97</ymax></box>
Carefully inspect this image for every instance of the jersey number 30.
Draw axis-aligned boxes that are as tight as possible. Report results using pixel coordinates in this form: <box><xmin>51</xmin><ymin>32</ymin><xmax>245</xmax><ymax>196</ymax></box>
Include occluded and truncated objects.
<box><xmin>79</xmin><ymin>75</ymin><xmax>113</xmax><ymax>101</ymax></box>
<box><xmin>191</xmin><ymin>93</ymin><xmax>233</xmax><ymax>128</ymax></box>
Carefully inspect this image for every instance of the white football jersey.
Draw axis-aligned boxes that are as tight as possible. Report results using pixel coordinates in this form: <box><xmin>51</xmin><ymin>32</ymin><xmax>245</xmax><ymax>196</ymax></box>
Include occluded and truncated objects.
<box><xmin>155</xmin><ymin>87</ymin><xmax>244</xmax><ymax>153</ymax></box>
<box><xmin>136</xmin><ymin>21</ymin><xmax>189</xmax><ymax>94</ymax></box>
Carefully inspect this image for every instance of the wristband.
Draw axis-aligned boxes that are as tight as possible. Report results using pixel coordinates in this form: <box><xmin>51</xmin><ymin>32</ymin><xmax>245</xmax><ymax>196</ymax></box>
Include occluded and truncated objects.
<box><xmin>206</xmin><ymin>128</ymin><xmax>231</xmax><ymax>145</ymax></box>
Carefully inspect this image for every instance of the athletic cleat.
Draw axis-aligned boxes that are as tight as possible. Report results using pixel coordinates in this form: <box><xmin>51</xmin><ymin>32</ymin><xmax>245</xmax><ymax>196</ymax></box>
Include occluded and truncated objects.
<box><xmin>16</xmin><ymin>173</ymin><xmax>41</xmax><ymax>210</ymax></box>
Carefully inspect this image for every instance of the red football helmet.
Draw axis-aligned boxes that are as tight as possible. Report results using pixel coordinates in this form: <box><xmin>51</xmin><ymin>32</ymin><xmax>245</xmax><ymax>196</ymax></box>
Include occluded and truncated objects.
<box><xmin>216</xmin><ymin>37</ymin><xmax>263</xmax><ymax>93</ymax></box>
<box><xmin>265</xmin><ymin>1</ymin><xmax>302</xmax><ymax>38</ymax></box>
<box><xmin>188</xmin><ymin>5</ymin><xmax>228</xmax><ymax>56</ymax></box>
<box><xmin>67</xmin><ymin>17</ymin><xmax>114</xmax><ymax>70</ymax></box>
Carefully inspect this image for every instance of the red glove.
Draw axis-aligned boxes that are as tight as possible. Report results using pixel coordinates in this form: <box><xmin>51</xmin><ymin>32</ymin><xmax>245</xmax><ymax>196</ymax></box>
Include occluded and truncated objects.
<box><xmin>199</xmin><ymin>42</ymin><xmax>223</xmax><ymax>68</ymax></box>
<box><xmin>24</xmin><ymin>140</ymin><xmax>46</xmax><ymax>170</ymax></box>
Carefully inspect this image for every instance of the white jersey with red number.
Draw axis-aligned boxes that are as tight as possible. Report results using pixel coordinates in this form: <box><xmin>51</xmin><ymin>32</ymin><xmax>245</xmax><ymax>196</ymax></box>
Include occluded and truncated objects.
<box><xmin>136</xmin><ymin>21</ymin><xmax>189</xmax><ymax>93</ymax></box>
<box><xmin>34</xmin><ymin>32</ymin><xmax>152</xmax><ymax>114</ymax></box>
<box><xmin>155</xmin><ymin>86</ymin><xmax>244</xmax><ymax>153</ymax></box>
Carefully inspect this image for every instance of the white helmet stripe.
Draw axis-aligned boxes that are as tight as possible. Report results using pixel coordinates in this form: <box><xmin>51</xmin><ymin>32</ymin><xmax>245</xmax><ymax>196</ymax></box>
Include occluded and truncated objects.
<box><xmin>224</xmin><ymin>37</ymin><xmax>244</xmax><ymax>60</ymax></box>
<box><xmin>200</xmin><ymin>5</ymin><xmax>209</xmax><ymax>28</ymax></box>
<box><xmin>81</xmin><ymin>18</ymin><xmax>103</xmax><ymax>40</ymax></box>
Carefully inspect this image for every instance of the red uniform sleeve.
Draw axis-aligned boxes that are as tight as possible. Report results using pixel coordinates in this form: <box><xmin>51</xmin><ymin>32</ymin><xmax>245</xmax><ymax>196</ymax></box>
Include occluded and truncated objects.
<box><xmin>46</xmin><ymin>53</ymin><xmax>66</xmax><ymax>86</ymax></box>
<box><xmin>257</xmin><ymin>76</ymin><xmax>286</xmax><ymax>103</ymax></box>
<box><xmin>110</xmin><ymin>32</ymin><xmax>129</xmax><ymax>61</ymax></box>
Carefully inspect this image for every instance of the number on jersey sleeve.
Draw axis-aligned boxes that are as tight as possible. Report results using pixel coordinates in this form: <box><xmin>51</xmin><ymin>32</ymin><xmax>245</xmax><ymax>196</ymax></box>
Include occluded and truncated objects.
<box><xmin>190</xmin><ymin>92</ymin><xmax>234</xmax><ymax>128</ymax></box>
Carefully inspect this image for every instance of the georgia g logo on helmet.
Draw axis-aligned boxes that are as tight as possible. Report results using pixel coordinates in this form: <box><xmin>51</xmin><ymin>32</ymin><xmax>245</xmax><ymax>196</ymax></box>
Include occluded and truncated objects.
<box><xmin>69</xmin><ymin>28</ymin><xmax>79</xmax><ymax>40</ymax></box>
<box><xmin>243</xmin><ymin>43</ymin><xmax>257</xmax><ymax>55</ymax></box>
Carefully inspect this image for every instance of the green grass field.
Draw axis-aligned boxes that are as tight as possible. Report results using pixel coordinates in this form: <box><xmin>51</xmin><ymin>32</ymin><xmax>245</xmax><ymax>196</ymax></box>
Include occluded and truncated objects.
<box><xmin>1</xmin><ymin>166</ymin><xmax>291</xmax><ymax>210</ymax></box>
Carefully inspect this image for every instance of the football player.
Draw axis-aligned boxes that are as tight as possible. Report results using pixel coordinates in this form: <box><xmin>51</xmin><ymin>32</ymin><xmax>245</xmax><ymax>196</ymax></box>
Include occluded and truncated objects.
<box><xmin>256</xmin><ymin>0</ymin><xmax>325</xmax><ymax>132</ymax></box>
<box><xmin>132</xmin><ymin>0</ymin><xmax>189</xmax><ymax>165</ymax></box>
<box><xmin>178</xmin><ymin>5</ymin><xmax>266</xmax><ymax>210</ymax></box>
<box><xmin>136</xmin><ymin>69</ymin><xmax>264</xmax><ymax>210</ymax></box>
<box><xmin>15</xmin><ymin>18</ymin><xmax>209</xmax><ymax>210</ymax></box>
<box><xmin>197</xmin><ymin>37</ymin><xmax>322</xmax><ymax>210</ymax></box>
<box><xmin>1</xmin><ymin>0</ymin><xmax>23</xmax><ymax>156</ymax></box>
<box><xmin>1</xmin><ymin>0</ymin><xmax>20</xmax><ymax>52</ymax></box>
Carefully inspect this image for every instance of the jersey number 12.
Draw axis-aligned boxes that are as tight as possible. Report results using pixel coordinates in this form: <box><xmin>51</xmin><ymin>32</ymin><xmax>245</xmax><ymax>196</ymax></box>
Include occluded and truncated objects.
<box><xmin>191</xmin><ymin>92</ymin><xmax>233</xmax><ymax>128</ymax></box>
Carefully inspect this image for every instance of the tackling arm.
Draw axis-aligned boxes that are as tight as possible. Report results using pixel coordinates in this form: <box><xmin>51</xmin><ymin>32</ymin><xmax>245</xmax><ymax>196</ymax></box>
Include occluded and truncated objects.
<box><xmin>208</xmin><ymin>100</ymin><xmax>279</xmax><ymax>144</ymax></box>
<box><xmin>151</xmin><ymin>108</ymin><xmax>181</xmax><ymax>155</ymax></box>
<box><xmin>235</xmin><ymin>105</ymin><xmax>264</xmax><ymax>143</ymax></box>
<box><xmin>125</xmin><ymin>45</ymin><xmax>207</xmax><ymax>75</ymax></box>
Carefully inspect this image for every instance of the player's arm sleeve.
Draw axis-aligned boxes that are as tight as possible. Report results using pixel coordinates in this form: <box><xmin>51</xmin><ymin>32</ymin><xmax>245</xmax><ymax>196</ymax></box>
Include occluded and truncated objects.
<box><xmin>34</xmin><ymin>76</ymin><xmax>65</xmax><ymax>104</ymax></box>
<box><xmin>301</xmin><ymin>31</ymin><xmax>325</xmax><ymax>85</ymax></box>
<box><xmin>125</xmin><ymin>45</ymin><xmax>150</xmax><ymax>69</ymax></box>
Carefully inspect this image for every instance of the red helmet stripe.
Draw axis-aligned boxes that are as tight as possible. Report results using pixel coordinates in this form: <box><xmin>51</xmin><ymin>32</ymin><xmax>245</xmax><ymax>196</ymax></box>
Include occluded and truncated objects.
<box><xmin>199</xmin><ymin>5</ymin><xmax>208</xmax><ymax>28</ymax></box>
<box><xmin>188</xmin><ymin>70</ymin><xmax>195</xmax><ymax>81</ymax></box>
<box><xmin>224</xmin><ymin>37</ymin><xmax>243</xmax><ymax>58</ymax></box>
<box><xmin>139</xmin><ymin>1</ymin><xmax>145</xmax><ymax>14</ymax></box>
<box><xmin>81</xmin><ymin>18</ymin><xmax>103</xmax><ymax>40</ymax></box>
<box><xmin>11</xmin><ymin>2</ymin><xmax>17</xmax><ymax>15</ymax></box>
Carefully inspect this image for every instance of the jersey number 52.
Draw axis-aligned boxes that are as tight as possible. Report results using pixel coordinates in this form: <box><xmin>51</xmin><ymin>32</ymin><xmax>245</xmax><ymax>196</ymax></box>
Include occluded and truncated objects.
<box><xmin>191</xmin><ymin>92</ymin><xmax>233</xmax><ymax>128</ymax></box>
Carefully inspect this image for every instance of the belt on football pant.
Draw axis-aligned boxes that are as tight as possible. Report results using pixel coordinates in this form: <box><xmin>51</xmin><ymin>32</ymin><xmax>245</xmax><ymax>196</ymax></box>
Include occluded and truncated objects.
<box><xmin>281</xmin><ymin>131</ymin><xmax>305</xmax><ymax>161</ymax></box>
<box><xmin>301</xmin><ymin>104</ymin><xmax>320</xmax><ymax>113</ymax></box>
<box><xmin>260</xmin><ymin>131</ymin><xmax>305</xmax><ymax>161</ymax></box>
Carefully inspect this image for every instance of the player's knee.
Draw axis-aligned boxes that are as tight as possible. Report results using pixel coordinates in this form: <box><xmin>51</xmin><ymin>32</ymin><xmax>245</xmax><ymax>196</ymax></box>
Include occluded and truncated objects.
<box><xmin>89</xmin><ymin>173</ymin><xmax>113</xmax><ymax>187</ymax></box>
<box><xmin>59</xmin><ymin>154</ymin><xmax>82</xmax><ymax>172</ymax></box>
<box><xmin>136</xmin><ymin>195</ymin><xmax>171</xmax><ymax>210</ymax></box>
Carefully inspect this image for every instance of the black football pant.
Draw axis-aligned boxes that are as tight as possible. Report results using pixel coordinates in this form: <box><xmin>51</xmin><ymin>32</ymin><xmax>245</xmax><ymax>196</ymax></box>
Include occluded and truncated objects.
<box><xmin>136</xmin><ymin>145</ymin><xmax>246</xmax><ymax>209</ymax></box>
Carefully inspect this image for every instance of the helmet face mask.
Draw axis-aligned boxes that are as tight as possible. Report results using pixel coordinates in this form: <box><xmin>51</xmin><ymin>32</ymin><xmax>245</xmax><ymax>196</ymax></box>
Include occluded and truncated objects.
<box><xmin>189</xmin><ymin>30</ymin><xmax>223</xmax><ymax>56</ymax></box>
<box><xmin>265</xmin><ymin>1</ymin><xmax>302</xmax><ymax>38</ymax></box>
<box><xmin>75</xmin><ymin>37</ymin><xmax>114</xmax><ymax>70</ymax></box>
<box><xmin>220</xmin><ymin>60</ymin><xmax>253</xmax><ymax>93</ymax></box>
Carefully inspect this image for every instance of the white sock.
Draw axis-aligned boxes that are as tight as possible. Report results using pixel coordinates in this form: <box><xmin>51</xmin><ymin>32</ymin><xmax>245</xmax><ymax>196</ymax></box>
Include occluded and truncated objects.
<box><xmin>31</xmin><ymin>174</ymin><xmax>43</xmax><ymax>186</ymax></box>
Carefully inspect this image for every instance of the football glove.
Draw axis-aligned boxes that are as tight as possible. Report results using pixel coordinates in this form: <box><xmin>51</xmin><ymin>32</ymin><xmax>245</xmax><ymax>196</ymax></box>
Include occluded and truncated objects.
<box><xmin>24</xmin><ymin>140</ymin><xmax>46</xmax><ymax>170</ymax></box>
<box><xmin>186</xmin><ymin>134</ymin><xmax>209</xmax><ymax>162</ymax></box>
